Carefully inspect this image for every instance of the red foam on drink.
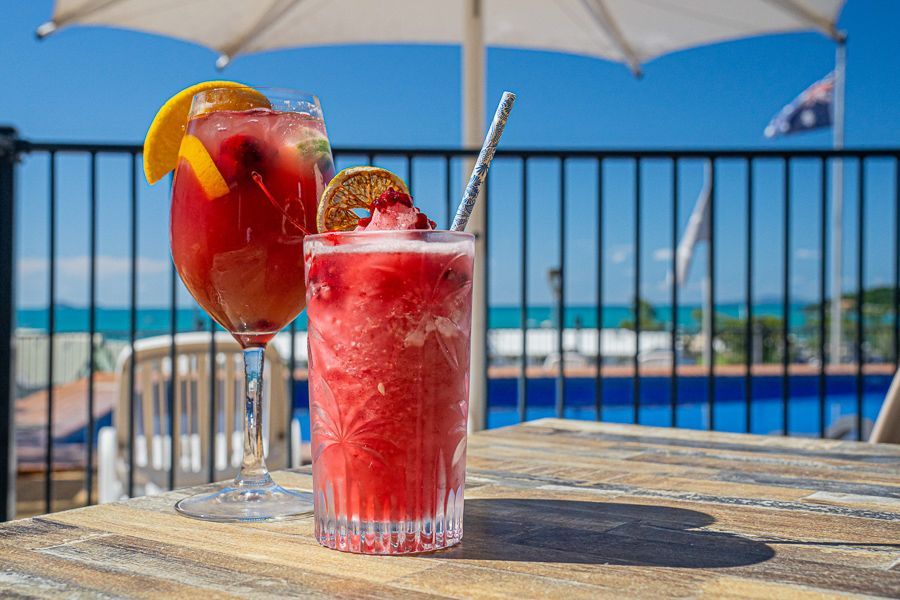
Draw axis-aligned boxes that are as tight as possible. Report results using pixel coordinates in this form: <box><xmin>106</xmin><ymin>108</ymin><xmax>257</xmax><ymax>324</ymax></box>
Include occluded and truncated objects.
<box><xmin>355</xmin><ymin>189</ymin><xmax>436</xmax><ymax>232</ymax></box>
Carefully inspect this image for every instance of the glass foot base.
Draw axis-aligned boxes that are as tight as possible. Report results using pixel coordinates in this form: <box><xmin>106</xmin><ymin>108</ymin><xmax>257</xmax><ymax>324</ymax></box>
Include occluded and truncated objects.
<box><xmin>175</xmin><ymin>481</ymin><xmax>313</xmax><ymax>523</ymax></box>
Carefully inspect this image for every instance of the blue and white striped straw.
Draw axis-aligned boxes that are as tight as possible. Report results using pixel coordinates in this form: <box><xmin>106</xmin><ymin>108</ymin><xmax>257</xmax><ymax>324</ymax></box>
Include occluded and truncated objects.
<box><xmin>451</xmin><ymin>91</ymin><xmax>517</xmax><ymax>231</ymax></box>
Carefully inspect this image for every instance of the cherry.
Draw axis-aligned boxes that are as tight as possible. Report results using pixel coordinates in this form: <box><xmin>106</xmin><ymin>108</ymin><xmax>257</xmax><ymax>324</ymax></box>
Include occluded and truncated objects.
<box><xmin>218</xmin><ymin>134</ymin><xmax>269</xmax><ymax>181</ymax></box>
<box><xmin>413</xmin><ymin>212</ymin><xmax>431</xmax><ymax>230</ymax></box>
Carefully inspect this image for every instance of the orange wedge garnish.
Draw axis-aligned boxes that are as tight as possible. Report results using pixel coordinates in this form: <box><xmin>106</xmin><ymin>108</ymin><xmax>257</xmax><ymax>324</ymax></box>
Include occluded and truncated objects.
<box><xmin>143</xmin><ymin>81</ymin><xmax>269</xmax><ymax>185</ymax></box>
<box><xmin>177</xmin><ymin>135</ymin><xmax>230</xmax><ymax>200</ymax></box>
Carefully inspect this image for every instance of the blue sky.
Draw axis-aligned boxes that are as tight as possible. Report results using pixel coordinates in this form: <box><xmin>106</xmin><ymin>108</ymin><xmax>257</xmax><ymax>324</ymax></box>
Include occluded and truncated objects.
<box><xmin>3</xmin><ymin>1</ymin><xmax>899</xmax><ymax>311</ymax></box>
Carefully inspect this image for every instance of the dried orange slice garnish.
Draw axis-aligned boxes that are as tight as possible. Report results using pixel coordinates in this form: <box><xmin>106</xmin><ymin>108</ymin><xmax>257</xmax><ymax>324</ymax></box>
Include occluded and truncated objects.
<box><xmin>317</xmin><ymin>166</ymin><xmax>409</xmax><ymax>232</ymax></box>
<box><xmin>142</xmin><ymin>81</ymin><xmax>269</xmax><ymax>185</ymax></box>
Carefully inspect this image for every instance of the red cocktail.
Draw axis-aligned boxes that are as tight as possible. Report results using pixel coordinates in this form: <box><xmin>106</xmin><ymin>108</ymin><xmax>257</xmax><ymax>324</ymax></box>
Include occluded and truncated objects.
<box><xmin>305</xmin><ymin>228</ymin><xmax>474</xmax><ymax>554</ymax></box>
<box><xmin>171</xmin><ymin>103</ymin><xmax>332</xmax><ymax>346</ymax></box>
<box><xmin>169</xmin><ymin>87</ymin><xmax>331</xmax><ymax>522</ymax></box>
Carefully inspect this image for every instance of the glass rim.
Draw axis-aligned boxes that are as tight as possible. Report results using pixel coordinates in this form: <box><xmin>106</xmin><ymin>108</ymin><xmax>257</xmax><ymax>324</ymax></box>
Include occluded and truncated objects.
<box><xmin>304</xmin><ymin>229</ymin><xmax>475</xmax><ymax>244</ymax></box>
<box><xmin>189</xmin><ymin>85</ymin><xmax>323</xmax><ymax>119</ymax></box>
<box><xmin>194</xmin><ymin>85</ymin><xmax>321</xmax><ymax>102</ymax></box>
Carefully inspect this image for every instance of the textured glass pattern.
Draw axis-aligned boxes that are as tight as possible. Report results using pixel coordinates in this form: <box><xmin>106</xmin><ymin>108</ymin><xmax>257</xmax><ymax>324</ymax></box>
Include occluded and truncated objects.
<box><xmin>305</xmin><ymin>231</ymin><xmax>474</xmax><ymax>554</ymax></box>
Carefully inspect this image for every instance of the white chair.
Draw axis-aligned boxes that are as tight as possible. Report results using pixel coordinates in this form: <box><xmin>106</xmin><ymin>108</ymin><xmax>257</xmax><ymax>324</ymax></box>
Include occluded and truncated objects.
<box><xmin>99</xmin><ymin>332</ymin><xmax>301</xmax><ymax>503</ymax></box>
<box><xmin>870</xmin><ymin>367</ymin><xmax>900</xmax><ymax>444</ymax></box>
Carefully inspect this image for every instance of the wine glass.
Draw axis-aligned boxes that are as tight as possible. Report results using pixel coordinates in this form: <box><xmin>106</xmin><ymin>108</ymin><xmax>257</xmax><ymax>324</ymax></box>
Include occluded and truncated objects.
<box><xmin>170</xmin><ymin>87</ymin><xmax>334</xmax><ymax>521</ymax></box>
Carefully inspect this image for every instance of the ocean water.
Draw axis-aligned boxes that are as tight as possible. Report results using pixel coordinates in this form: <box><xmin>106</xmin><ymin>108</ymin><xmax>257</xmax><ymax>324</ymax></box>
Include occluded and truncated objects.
<box><xmin>16</xmin><ymin>302</ymin><xmax>811</xmax><ymax>339</ymax></box>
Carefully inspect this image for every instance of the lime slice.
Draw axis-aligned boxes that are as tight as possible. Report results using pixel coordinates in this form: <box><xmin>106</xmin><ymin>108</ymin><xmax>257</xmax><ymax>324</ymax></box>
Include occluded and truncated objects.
<box><xmin>297</xmin><ymin>137</ymin><xmax>331</xmax><ymax>157</ymax></box>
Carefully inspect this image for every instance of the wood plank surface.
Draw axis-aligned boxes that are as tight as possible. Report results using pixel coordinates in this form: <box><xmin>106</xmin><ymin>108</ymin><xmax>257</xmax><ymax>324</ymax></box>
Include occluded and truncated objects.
<box><xmin>0</xmin><ymin>418</ymin><xmax>898</xmax><ymax>599</ymax></box>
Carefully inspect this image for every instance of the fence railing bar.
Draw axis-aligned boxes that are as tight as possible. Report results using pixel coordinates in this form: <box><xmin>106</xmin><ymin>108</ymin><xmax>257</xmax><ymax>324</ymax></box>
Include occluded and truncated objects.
<box><xmin>21</xmin><ymin>142</ymin><xmax>144</xmax><ymax>153</ymax></box>
<box><xmin>168</xmin><ymin>263</ymin><xmax>177</xmax><ymax>489</ymax></box>
<box><xmin>633</xmin><ymin>159</ymin><xmax>642</xmax><ymax>424</ymax></box>
<box><xmin>671</xmin><ymin>158</ymin><xmax>679</xmax><ymax>427</ymax></box>
<box><xmin>483</xmin><ymin>172</ymin><xmax>491</xmax><ymax>428</ymax></box>
<box><xmin>518</xmin><ymin>159</ymin><xmax>528</xmax><ymax>423</ymax></box>
<box><xmin>167</xmin><ymin>172</ymin><xmax>177</xmax><ymax>490</ymax></box>
<box><xmin>86</xmin><ymin>152</ymin><xmax>98</xmax><ymax>506</ymax></box>
<box><xmin>445</xmin><ymin>156</ymin><xmax>453</xmax><ymax>230</ymax></box>
<box><xmin>556</xmin><ymin>160</ymin><xmax>566</xmax><ymax>419</ymax></box>
<box><xmin>288</xmin><ymin>320</ymin><xmax>297</xmax><ymax>467</ymax></box>
<box><xmin>0</xmin><ymin>127</ymin><xmax>17</xmax><ymax>521</ymax></box>
<box><xmin>782</xmin><ymin>158</ymin><xmax>791</xmax><ymax>435</ymax></box>
<box><xmin>856</xmin><ymin>159</ymin><xmax>865</xmax><ymax>441</ymax></box>
<box><xmin>45</xmin><ymin>151</ymin><xmax>57</xmax><ymax>512</ymax></box>
<box><xmin>208</xmin><ymin>319</ymin><xmax>216</xmax><ymax>483</ymax></box>
<box><xmin>18</xmin><ymin>141</ymin><xmax>900</xmax><ymax>160</ymax></box>
<box><xmin>894</xmin><ymin>157</ymin><xmax>900</xmax><ymax>369</ymax></box>
<box><xmin>707</xmin><ymin>160</ymin><xmax>716</xmax><ymax>430</ymax></box>
<box><xmin>595</xmin><ymin>158</ymin><xmax>604</xmax><ymax>422</ymax></box>
<box><xmin>406</xmin><ymin>154</ymin><xmax>414</xmax><ymax>196</ymax></box>
<box><xmin>745</xmin><ymin>158</ymin><xmax>753</xmax><ymax>433</ymax></box>
<box><xmin>818</xmin><ymin>158</ymin><xmax>828</xmax><ymax>439</ymax></box>
<box><xmin>127</xmin><ymin>152</ymin><xmax>138</xmax><ymax>497</ymax></box>
<box><xmin>346</xmin><ymin>147</ymin><xmax>900</xmax><ymax>160</ymax></box>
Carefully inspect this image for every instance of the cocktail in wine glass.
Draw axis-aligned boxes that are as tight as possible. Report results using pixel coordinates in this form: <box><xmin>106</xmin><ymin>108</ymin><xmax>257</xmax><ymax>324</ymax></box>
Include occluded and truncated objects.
<box><xmin>150</xmin><ymin>84</ymin><xmax>333</xmax><ymax>521</ymax></box>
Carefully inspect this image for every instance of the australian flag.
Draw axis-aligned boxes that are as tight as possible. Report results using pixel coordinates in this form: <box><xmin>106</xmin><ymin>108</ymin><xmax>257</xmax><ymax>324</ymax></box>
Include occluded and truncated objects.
<box><xmin>765</xmin><ymin>72</ymin><xmax>835</xmax><ymax>138</ymax></box>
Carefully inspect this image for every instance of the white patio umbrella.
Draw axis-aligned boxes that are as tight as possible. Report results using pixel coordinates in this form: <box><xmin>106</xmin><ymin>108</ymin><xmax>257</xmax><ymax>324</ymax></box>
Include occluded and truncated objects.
<box><xmin>37</xmin><ymin>0</ymin><xmax>846</xmax><ymax>429</ymax></box>
<box><xmin>37</xmin><ymin>1</ymin><xmax>847</xmax><ymax>143</ymax></box>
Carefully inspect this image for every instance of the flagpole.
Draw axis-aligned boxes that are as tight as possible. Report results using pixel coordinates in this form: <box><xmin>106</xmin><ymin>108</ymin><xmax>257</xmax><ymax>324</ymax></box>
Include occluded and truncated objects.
<box><xmin>830</xmin><ymin>37</ymin><xmax>846</xmax><ymax>364</ymax></box>
<box><xmin>675</xmin><ymin>160</ymin><xmax>712</xmax><ymax>369</ymax></box>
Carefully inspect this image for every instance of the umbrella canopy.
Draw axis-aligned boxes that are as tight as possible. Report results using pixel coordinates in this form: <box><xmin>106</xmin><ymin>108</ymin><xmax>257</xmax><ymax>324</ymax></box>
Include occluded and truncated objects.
<box><xmin>39</xmin><ymin>0</ymin><xmax>845</xmax><ymax>74</ymax></box>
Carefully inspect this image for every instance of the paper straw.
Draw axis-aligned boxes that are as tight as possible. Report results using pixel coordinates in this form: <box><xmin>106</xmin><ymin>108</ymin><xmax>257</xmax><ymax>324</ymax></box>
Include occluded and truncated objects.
<box><xmin>451</xmin><ymin>91</ymin><xmax>517</xmax><ymax>231</ymax></box>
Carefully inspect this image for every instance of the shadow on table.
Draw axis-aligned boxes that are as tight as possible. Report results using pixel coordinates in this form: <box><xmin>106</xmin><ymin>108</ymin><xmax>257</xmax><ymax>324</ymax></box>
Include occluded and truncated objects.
<box><xmin>435</xmin><ymin>498</ymin><xmax>774</xmax><ymax>568</ymax></box>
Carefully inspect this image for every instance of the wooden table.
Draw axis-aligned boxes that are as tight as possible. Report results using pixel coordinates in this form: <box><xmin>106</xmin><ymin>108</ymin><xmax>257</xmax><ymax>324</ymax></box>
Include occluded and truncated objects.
<box><xmin>1</xmin><ymin>419</ymin><xmax>899</xmax><ymax>598</ymax></box>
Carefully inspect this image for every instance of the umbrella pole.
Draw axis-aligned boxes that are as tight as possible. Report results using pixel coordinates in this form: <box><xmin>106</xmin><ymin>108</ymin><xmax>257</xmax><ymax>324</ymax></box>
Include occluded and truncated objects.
<box><xmin>830</xmin><ymin>38</ymin><xmax>846</xmax><ymax>365</ymax></box>
<box><xmin>463</xmin><ymin>0</ymin><xmax>487</xmax><ymax>432</ymax></box>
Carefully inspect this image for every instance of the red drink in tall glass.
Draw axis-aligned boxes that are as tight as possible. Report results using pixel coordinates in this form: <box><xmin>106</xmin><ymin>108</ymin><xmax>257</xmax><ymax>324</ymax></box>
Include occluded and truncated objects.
<box><xmin>304</xmin><ymin>230</ymin><xmax>475</xmax><ymax>554</ymax></box>
<box><xmin>171</xmin><ymin>108</ymin><xmax>333</xmax><ymax>346</ymax></box>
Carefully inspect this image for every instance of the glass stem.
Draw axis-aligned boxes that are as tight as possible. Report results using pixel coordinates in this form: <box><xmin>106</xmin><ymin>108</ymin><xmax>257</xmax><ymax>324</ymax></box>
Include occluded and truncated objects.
<box><xmin>236</xmin><ymin>346</ymin><xmax>273</xmax><ymax>488</ymax></box>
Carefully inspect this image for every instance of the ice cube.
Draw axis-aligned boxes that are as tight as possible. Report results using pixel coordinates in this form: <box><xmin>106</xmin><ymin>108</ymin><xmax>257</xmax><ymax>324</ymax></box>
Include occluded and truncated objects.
<box><xmin>272</xmin><ymin>113</ymin><xmax>328</xmax><ymax>148</ymax></box>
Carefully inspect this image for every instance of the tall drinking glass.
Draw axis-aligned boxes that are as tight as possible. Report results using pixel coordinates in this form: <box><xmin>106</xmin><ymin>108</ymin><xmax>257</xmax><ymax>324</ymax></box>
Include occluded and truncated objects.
<box><xmin>304</xmin><ymin>230</ymin><xmax>475</xmax><ymax>553</ymax></box>
<box><xmin>170</xmin><ymin>87</ymin><xmax>334</xmax><ymax>521</ymax></box>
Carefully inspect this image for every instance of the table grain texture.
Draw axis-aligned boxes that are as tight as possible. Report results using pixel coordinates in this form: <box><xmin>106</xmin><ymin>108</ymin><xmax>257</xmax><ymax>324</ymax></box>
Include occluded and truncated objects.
<box><xmin>1</xmin><ymin>418</ymin><xmax>899</xmax><ymax>599</ymax></box>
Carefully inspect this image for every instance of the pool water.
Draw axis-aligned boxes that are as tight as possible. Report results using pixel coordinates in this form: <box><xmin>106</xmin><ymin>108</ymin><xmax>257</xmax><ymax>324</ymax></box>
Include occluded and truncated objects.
<box><xmin>292</xmin><ymin>374</ymin><xmax>890</xmax><ymax>441</ymax></box>
<box><xmin>485</xmin><ymin>374</ymin><xmax>890</xmax><ymax>438</ymax></box>
<box><xmin>485</xmin><ymin>393</ymin><xmax>886</xmax><ymax>437</ymax></box>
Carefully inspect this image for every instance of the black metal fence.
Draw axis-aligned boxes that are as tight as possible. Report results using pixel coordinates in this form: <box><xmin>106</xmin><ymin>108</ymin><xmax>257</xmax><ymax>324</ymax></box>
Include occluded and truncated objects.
<box><xmin>1</xmin><ymin>127</ymin><xmax>898</xmax><ymax>519</ymax></box>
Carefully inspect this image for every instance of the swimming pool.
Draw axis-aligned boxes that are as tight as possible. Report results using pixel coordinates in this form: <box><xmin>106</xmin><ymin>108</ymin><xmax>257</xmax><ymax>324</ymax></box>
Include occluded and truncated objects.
<box><xmin>485</xmin><ymin>374</ymin><xmax>890</xmax><ymax>437</ymax></box>
<box><xmin>292</xmin><ymin>374</ymin><xmax>891</xmax><ymax>441</ymax></box>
